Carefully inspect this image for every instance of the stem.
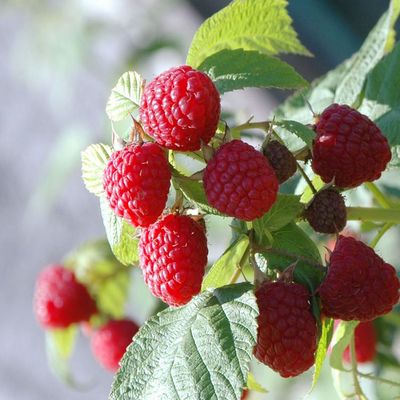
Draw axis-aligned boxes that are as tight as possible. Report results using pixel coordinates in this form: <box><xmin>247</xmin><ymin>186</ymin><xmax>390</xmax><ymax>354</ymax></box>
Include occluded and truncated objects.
<box><xmin>370</xmin><ymin>223</ymin><xmax>394</xmax><ymax>249</ymax></box>
<box><xmin>296</xmin><ymin>161</ymin><xmax>317</xmax><ymax>194</ymax></box>
<box><xmin>232</xmin><ymin>121</ymin><xmax>270</xmax><ymax>133</ymax></box>
<box><xmin>357</xmin><ymin>372</ymin><xmax>400</xmax><ymax>388</ymax></box>
<box><xmin>365</xmin><ymin>182</ymin><xmax>391</xmax><ymax>209</ymax></box>
<box><xmin>229</xmin><ymin>245</ymin><xmax>250</xmax><ymax>284</ymax></box>
<box><xmin>347</xmin><ymin>207</ymin><xmax>400</xmax><ymax>224</ymax></box>
<box><xmin>350</xmin><ymin>336</ymin><xmax>367</xmax><ymax>400</ymax></box>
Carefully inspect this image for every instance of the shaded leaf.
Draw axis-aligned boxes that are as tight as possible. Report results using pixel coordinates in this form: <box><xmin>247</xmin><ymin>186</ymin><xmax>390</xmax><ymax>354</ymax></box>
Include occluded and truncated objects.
<box><xmin>198</xmin><ymin>49</ymin><xmax>307</xmax><ymax>94</ymax></box>
<box><xmin>100</xmin><ymin>196</ymin><xmax>139</xmax><ymax>266</ymax></box>
<box><xmin>275</xmin><ymin>120</ymin><xmax>315</xmax><ymax>149</ymax></box>
<box><xmin>202</xmin><ymin>235</ymin><xmax>249</xmax><ymax>291</ymax></box>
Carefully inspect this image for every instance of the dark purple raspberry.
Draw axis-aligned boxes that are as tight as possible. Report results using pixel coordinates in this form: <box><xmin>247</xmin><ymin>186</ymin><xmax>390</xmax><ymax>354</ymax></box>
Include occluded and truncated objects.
<box><xmin>263</xmin><ymin>140</ymin><xmax>297</xmax><ymax>183</ymax></box>
<box><xmin>304</xmin><ymin>188</ymin><xmax>346</xmax><ymax>233</ymax></box>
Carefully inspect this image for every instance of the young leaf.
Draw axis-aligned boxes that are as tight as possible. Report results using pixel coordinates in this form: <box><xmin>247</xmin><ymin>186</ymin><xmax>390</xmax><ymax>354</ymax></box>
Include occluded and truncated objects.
<box><xmin>202</xmin><ymin>234</ymin><xmax>249</xmax><ymax>291</ymax></box>
<box><xmin>109</xmin><ymin>283</ymin><xmax>258</xmax><ymax>400</ymax></box>
<box><xmin>64</xmin><ymin>239</ymin><xmax>130</xmax><ymax>319</ymax></box>
<box><xmin>198</xmin><ymin>49</ymin><xmax>307</xmax><ymax>94</ymax></box>
<box><xmin>275</xmin><ymin>120</ymin><xmax>316</xmax><ymax>149</ymax></box>
<box><xmin>81</xmin><ymin>143</ymin><xmax>112</xmax><ymax>196</ymax></box>
<box><xmin>45</xmin><ymin>326</ymin><xmax>78</xmax><ymax>386</ymax></box>
<box><xmin>329</xmin><ymin>320</ymin><xmax>359</xmax><ymax>371</ymax></box>
<box><xmin>100</xmin><ymin>196</ymin><xmax>139</xmax><ymax>266</ymax></box>
<box><xmin>173</xmin><ymin>175</ymin><xmax>223</xmax><ymax>216</ymax></box>
<box><xmin>310</xmin><ymin>318</ymin><xmax>334</xmax><ymax>392</ymax></box>
<box><xmin>246</xmin><ymin>372</ymin><xmax>268</xmax><ymax>393</ymax></box>
<box><xmin>186</xmin><ymin>0</ymin><xmax>311</xmax><ymax>68</ymax></box>
<box><xmin>106</xmin><ymin>71</ymin><xmax>144</xmax><ymax>122</ymax></box>
<box><xmin>255</xmin><ymin>194</ymin><xmax>303</xmax><ymax>233</ymax></box>
<box><xmin>257</xmin><ymin>222</ymin><xmax>324</xmax><ymax>291</ymax></box>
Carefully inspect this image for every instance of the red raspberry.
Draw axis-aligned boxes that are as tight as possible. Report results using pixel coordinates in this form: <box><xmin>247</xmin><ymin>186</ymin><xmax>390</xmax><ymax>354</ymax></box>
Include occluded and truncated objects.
<box><xmin>33</xmin><ymin>265</ymin><xmax>97</xmax><ymax>329</ymax></box>
<box><xmin>312</xmin><ymin>104</ymin><xmax>391</xmax><ymax>188</ymax></box>
<box><xmin>103</xmin><ymin>143</ymin><xmax>171</xmax><ymax>227</ymax></box>
<box><xmin>304</xmin><ymin>188</ymin><xmax>346</xmax><ymax>234</ymax></box>
<box><xmin>241</xmin><ymin>389</ymin><xmax>249</xmax><ymax>400</ymax></box>
<box><xmin>341</xmin><ymin>320</ymin><xmax>377</xmax><ymax>364</ymax></box>
<box><xmin>91</xmin><ymin>319</ymin><xmax>139</xmax><ymax>372</ymax></box>
<box><xmin>139</xmin><ymin>214</ymin><xmax>208</xmax><ymax>306</ymax></box>
<box><xmin>139</xmin><ymin>65</ymin><xmax>221</xmax><ymax>151</ymax></box>
<box><xmin>254</xmin><ymin>281</ymin><xmax>317</xmax><ymax>378</ymax></box>
<box><xmin>319</xmin><ymin>236</ymin><xmax>400</xmax><ymax>321</ymax></box>
<box><xmin>203</xmin><ymin>140</ymin><xmax>279</xmax><ymax>221</ymax></box>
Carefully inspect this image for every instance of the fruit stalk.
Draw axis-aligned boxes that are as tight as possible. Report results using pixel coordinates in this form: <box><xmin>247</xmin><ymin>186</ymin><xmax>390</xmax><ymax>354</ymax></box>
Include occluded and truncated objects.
<box><xmin>346</xmin><ymin>207</ymin><xmax>400</xmax><ymax>224</ymax></box>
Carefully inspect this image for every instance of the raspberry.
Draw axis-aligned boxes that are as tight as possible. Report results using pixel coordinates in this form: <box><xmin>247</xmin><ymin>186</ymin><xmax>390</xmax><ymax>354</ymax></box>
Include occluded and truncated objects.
<box><xmin>241</xmin><ymin>389</ymin><xmax>249</xmax><ymax>400</ymax></box>
<box><xmin>319</xmin><ymin>236</ymin><xmax>400</xmax><ymax>321</ymax></box>
<box><xmin>263</xmin><ymin>140</ymin><xmax>297</xmax><ymax>183</ymax></box>
<box><xmin>91</xmin><ymin>319</ymin><xmax>139</xmax><ymax>372</ymax></box>
<box><xmin>203</xmin><ymin>140</ymin><xmax>279</xmax><ymax>221</ymax></box>
<box><xmin>254</xmin><ymin>281</ymin><xmax>317</xmax><ymax>377</ymax></box>
<box><xmin>103</xmin><ymin>143</ymin><xmax>171</xmax><ymax>227</ymax></box>
<box><xmin>312</xmin><ymin>104</ymin><xmax>391</xmax><ymax>188</ymax></box>
<box><xmin>341</xmin><ymin>320</ymin><xmax>377</xmax><ymax>364</ymax></box>
<box><xmin>139</xmin><ymin>214</ymin><xmax>208</xmax><ymax>306</ymax></box>
<box><xmin>304</xmin><ymin>188</ymin><xmax>346</xmax><ymax>234</ymax></box>
<box><xmin>33</xmin><ymin>265</ymin><xmax>97</xmax><ymax>329</ymax></box>
<box><xmin>139</xmin><ymin>65</ymin><xmax>221</xmax><ymax>151</ymax></box>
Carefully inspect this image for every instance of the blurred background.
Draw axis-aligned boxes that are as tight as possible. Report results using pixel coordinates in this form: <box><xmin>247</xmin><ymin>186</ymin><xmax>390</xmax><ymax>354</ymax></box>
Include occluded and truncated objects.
<box><xmin>1</xmin><ymin>0</ymin><xmax>398</xmax><ymax>399</ymax></box>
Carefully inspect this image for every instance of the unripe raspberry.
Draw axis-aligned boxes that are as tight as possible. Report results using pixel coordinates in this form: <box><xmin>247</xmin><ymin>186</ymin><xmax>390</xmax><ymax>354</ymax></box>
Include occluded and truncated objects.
<box><xmin>203</xmin><ymin>140</ymin><xmax>279</xmax><ymax>221</ymax></box>
<box><xmin>254</xmin><ymin>281</ymin><xmax>317</xmax><ymax>377</ymax></box>
<box><xmin>312</xmin><ymin>104</ymin><xmax>391</xmax><ymax>188</ymax></box>
<box><xmin>263</xmin><ymin>140</ymin><xmax>297</xmax><ymax>183</ymax></box>
<box><xmin>33</xmin><ymin>265</ymin><xmax>97</xmax><ymax>329</ymax></box>
<box><xmin>304</xmin><ymin>188</ymin><xmax>346</xmax><ymax>234</ymax></box>
<box><xmin>319</xmin><ymin>236</ymin><xmax>400</xmax><ymax>321</ymax></box>
<box><xmin>91</xmin><ymin>319</ymin><xmax>139</xmax><ymax>372</ymax></box>
<box><xmin>341</xmin><ymin>320</ymin><xmax>377</xmax><ymax>364</ymax></box>
<box><xmin>139</xmin><ymin>65</ymin><xmax>221</xmax><ymax>151</ymax></box>
<box><xmin>139</xmin><ymin>214</ymin><xmax>208</xmax><ymax>306</ymax></box>
<box><xmin>103</xmin><ymin>143</ymin><xmax>171</xmax><ymax>227</ymax></box>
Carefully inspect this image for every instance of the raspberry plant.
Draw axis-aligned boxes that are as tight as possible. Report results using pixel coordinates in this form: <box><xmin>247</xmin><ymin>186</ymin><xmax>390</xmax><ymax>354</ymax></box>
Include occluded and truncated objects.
<box><xmin>34</xmin><ymin>0</ymin><xmax>400</xmax><ymax>399</ymax></box>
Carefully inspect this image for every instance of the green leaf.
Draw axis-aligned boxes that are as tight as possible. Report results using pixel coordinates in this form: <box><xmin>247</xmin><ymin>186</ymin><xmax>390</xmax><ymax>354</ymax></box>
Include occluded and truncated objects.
<box><xmin>45</xmin><ymin>326</ymin><xmax>78</xmax><ymax>386</ymax></box>
<box><xmin>257</xmin><ymin>222</ymin><xmax>324</xmax><ymax>291</ymax></box>
<box><xmin>109</xmin><ymin>283</ymin><xmax>258</xmax><ymax>400</ymax></box>
<box><xmin>173</xmin><ymin>175</ymin><xmax>223</xmax><ymax>216</ymax></box>
<box><xmin>255</xmin><ymin>194</ymin><xmax>303</xmax><ymax>233</ymax></box>
<box><xmin>202</xmin><ymin>235</ymin><xmax>249</xmax><ymax>291</ymax></box>
<box><xmin>198</xmin><ymin>49</ymin><xmax>307</xmax><ymax>94</ymax></box>
<box><xmin>81</xmin><ymin>143</ymin><xmax>112</xmax><ymax>196</ymax></box>
<box><xmin>310</xmin><ymin>318</ymin><xmax>334</xmax><ymax>392</ymax></box>
<box><xmin>106</xmin><ymin>71</ymin><xmax>145</xmax><ymax>122</ymax></box>
<box><xmin>275</xmin><ymin>120</ymin><xmax>316</xmax><ymax>149</ymax></box>
<box><xmin>186</xmin><ymin>0</ymin><xmax>311</xmax><ymax>68</ymax></box>
<box><xmin>376</xmin><ymin>108</ymin><xmax>400</xmax><ymax>146</ymax></box>
<box><xmin>274</xmin><ymin>0</ymin><xmax>400</xmax><ymax>122</ymax></box>
<box><xmin>64</xmin><ymin>239</ymin><xmax>130</xmax><ymax>319</ymax></box>
<box><xmin>246</xmin><ymin>372</ymin><xmax>268</xmax><ymax>393</ymax></box>
<box><xmin>334</xmin><ymin>0</ymin><xmax>400</xmax><ymax>106</ymax></box>
<box><xmin>100</xmin><ymin>196</ymin><xmax>140</xmax><ymax>266</ymax></box>
<box><xmin>329</xmin><ymin>320</ymin><xmax>359</xmax><ymax>371</ymax></box>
